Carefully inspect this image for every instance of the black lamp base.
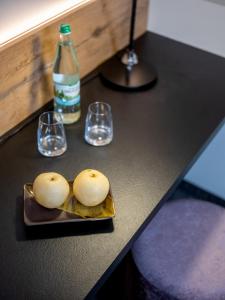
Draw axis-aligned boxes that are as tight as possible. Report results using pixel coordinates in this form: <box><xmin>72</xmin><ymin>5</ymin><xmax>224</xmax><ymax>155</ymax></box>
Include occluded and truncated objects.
<box><xmin>100</xmin><ymin>55</ymin><xmax>157</xmax><ymax>91</ymax></box>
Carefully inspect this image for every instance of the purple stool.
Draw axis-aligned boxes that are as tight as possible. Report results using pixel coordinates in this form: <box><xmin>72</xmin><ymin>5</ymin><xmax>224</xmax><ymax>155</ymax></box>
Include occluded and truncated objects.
<box><xmin>132</xmin><ymin>198</ymin><xmax>225</xmax><ymax>300</ymax></box>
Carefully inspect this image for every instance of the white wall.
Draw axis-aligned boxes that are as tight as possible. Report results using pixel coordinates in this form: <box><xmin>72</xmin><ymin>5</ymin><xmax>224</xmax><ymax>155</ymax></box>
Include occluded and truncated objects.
<box><xmin>148</xmin><ymin>0</ymin><xmax>225</xmax><ymax>58</ymax></box>
<box><xmin>147</xmin><ymin>0</ymin><xmax>225</xmax><ymax>199</ymax></box>
<box><xmin>185</xmin><ymin>124</ymin><xmax>225</xmax><ymax>199</ymax></box>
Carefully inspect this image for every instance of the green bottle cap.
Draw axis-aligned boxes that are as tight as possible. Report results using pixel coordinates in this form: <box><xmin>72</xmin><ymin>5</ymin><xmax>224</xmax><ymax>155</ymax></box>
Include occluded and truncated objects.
<box><xmin>59</xmin><ymin>24</ymin><xmax>71</xmax><ymax>34</ymax></box>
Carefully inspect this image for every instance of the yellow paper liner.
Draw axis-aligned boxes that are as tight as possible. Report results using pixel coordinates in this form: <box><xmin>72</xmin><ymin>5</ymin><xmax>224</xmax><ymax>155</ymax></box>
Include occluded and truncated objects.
<box><xmin>58</xmin><ymin>184</ymin><xmax>115</xmax><ymax>219</ymax></box>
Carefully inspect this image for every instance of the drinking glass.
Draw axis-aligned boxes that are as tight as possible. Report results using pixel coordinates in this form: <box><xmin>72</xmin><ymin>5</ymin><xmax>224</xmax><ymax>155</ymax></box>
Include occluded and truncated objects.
<box><xmin>84</xmin><ymin>102</ymin><xmax>113</xmax><ymax>146</ymax></box>
<box><xmin>37</xmin><ymin>111</ymin><xmax>67</xmax><ymax>157</ymax></box>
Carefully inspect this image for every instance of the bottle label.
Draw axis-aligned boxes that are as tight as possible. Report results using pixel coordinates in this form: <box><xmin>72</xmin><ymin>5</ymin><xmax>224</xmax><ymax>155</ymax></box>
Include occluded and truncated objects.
<box><xmin>54</xmin><ymin>81</ymin><xmax>80</xmax><ymax>106</ymax></box>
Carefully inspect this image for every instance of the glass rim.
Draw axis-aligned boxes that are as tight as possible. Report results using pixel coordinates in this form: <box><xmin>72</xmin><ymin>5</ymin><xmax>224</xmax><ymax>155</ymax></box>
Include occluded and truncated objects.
<box><xmin>88</xmin><ymin>102</ymin><xmax>111</xmax><ymax>115</ymax></box>
<box><xmin>39</xmin><ymin>111</ymin><xmax>63</xmax><ymax>125</ymax></box>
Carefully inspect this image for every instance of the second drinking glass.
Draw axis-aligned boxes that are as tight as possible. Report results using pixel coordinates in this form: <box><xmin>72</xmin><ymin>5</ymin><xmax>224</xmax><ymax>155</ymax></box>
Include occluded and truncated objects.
<box><xmin>84</xmin><ymin>102</ymin><xmax>113</xmax><ymax>146</ymax></box>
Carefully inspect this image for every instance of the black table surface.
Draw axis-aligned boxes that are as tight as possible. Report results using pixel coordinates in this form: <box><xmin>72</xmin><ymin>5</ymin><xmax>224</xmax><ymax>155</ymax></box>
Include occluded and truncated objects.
<box><xmin>1</xmin><ymin>32</ymin><xmax>225</xmax><ymax>300</ymax></box>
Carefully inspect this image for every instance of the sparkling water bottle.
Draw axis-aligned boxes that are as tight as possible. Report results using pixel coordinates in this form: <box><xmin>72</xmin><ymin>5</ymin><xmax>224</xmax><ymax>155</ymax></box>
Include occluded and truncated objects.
<box><xmin>53</xmin><ymin>24</ymin><xmax>81</xmax><ymax>124</ymax></box>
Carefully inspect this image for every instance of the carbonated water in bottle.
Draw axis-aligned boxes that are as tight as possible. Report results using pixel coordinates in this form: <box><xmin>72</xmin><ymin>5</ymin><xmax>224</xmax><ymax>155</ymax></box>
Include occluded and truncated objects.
<box><xmin>53</xmin><ymin>24</ymin><xmax>81</xmax><ymax>124</ymax></box>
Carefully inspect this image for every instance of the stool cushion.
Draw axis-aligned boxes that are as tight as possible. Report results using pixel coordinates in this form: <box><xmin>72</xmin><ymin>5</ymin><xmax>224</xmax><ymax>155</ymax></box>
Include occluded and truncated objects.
<box><xmin>132</xmin><ymin>198</ymin><xmax>225</xmax><ymax>300</ymax></box>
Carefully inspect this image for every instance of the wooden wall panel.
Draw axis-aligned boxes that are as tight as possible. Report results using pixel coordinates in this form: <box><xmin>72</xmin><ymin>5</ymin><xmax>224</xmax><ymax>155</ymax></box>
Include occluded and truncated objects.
<box><xmin>0</xmin><ymin>0</ymin><xmax>149</xmax><ymax>137</ymax></box>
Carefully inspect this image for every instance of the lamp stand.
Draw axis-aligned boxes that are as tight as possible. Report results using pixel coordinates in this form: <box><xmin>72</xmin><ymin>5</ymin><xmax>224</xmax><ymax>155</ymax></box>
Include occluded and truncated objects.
<box><xmin>100</xmin><ymin>0</ymin><xmax>157</xmax><ymax>91</ymax></box>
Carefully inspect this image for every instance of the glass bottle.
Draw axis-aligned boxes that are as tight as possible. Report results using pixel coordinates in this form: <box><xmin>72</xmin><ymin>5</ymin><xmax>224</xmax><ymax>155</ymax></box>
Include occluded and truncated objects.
<box><xmin>53</xmin><ymin>23</ymin><xmax>81</xmax><ymax>124</ymax></box>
